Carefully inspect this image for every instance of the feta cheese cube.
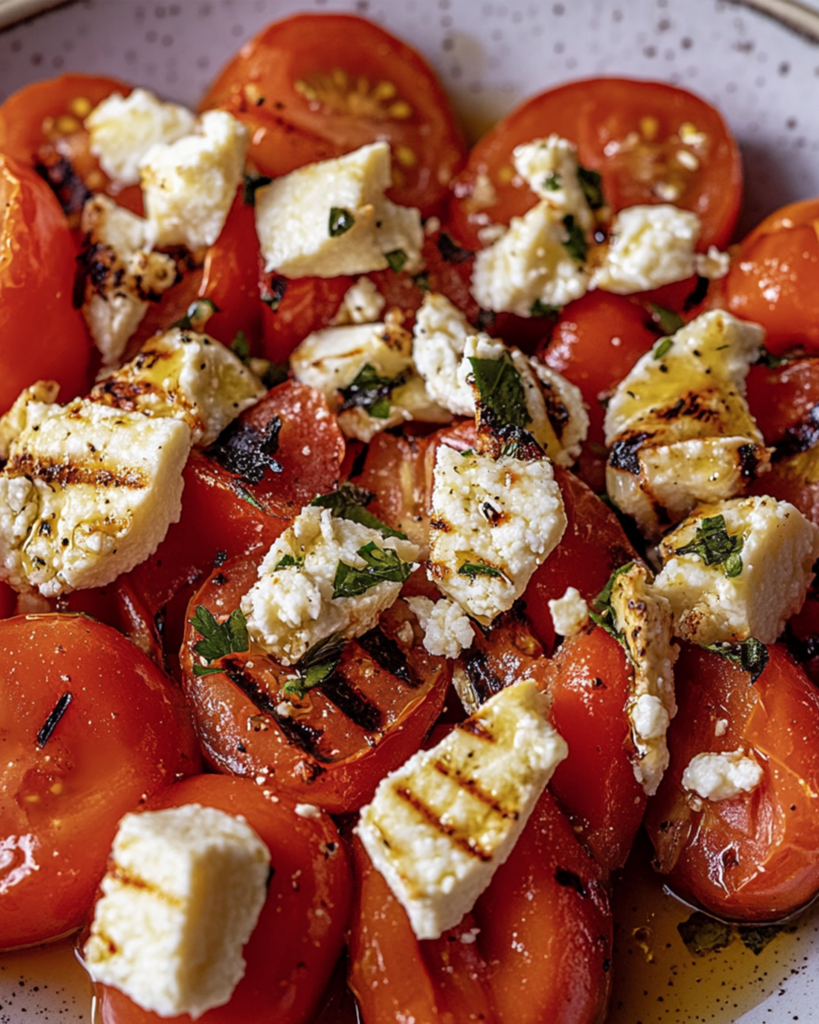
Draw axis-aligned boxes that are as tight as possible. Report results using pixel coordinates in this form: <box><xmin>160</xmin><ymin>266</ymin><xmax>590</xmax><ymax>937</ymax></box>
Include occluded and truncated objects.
<box><xmin>356</xmin><ymin>678</ymin><xmax>568</xmax><ymax>940</ymax></box>
<box><xmin>548</xmin><ymin>586</ymin><xmax>589</xmax><ymax>637</ymax></box>
<box><xmin>682</xmin><ymin>749</ymin><xmax>763</xmax><ymax>802</ymax></box>
<box><xmin>412</xmin><ymin>293</ymin><xmax>478</xmax><ymax>417</ymax></box>
<box><xmin>654</xmin><ymin>495</ymin><xmax>819</xmax><ymax>646</ymax></box>
<box><xmin>140</xmin><ymin>110</ymin><xmax>248</xmax><ymax>250</ymax></box>
<box><xmin>0</xmin><ymin>398</ymin><xmax>191</xmax><ymax>596</ymax></box>
<box><xmin>240</xmin><ymin>506</ymin><xmax>420</xmax><ymax>665</ymax></box>
<box><xmin>86</xmin><ymin>88</ymin><xmax>197</xmax><ymax>187</ymax></box>
<box><xmin>331</xmin><ymin>277</ymin><xmax>386</xmax><ymax>325</ymax></box>
<box><xmin>428</xmin><ymin>445</ymin><xmax>566</xmax><ymax>625</ymax></box>
<box><xmin>84</xmin><ymin>804</ymin><xmax>270</xmax><ymax>1020</ymax></box>
<box><xmin>78</xmin><ymin>195</ymin><xmax>177</xmax><ymax>367</ymax></box>
<box><xmin>0</xmin><ymin>381</ymin><xmax>59</xmax><ymax>461</ymax></box>
<box><xmin>91</xmin><ymin>326</ymin><xmax>266</xmax><ymax>445</ymax></box>
<box><xmin>255</xmin><ymin>142</ymin><xmax>423</xmax><ymax>278</ymax></box>
<box><xmin>405</xmin><ymin>595</ymin><xmax>474</xmax><ymax>659</ymax></box>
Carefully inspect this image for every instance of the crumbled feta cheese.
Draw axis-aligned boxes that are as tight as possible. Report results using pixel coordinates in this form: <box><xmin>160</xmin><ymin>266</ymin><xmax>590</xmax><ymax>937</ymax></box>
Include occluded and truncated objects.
<box><xmin>0</xmin><ymin>398</ymin><xmax>191</xmax><ymax>597</ymax></box>
<box><xmin>356</xmin><ymin>678</ymin><xmax>567</xmax><ymax>940</ymax></box>
<box><xmin>79</xmin><ymin>195</ymin><xmax>177</xmax><ymax>367</ymax></box>
<box><xmin>331</xmin><ymin>277</ymin><xmax>386</xmax><ymax>325</ymax></box>
<box><xmin>140</xmin><ymin>110</ymin><xmax>248</xmax><ymax>250</ymax></box>
<box><xmin>412</xmin><ymin>293</ymin><xmax>477</xmax><ymax>417</ymax></box>
<box><xmin>513</xmin><ymin>136</ymin><xmax>595</xmax><ymax>230</ymax></box>
<box><xmin>255</xmin><ymin>142</ymin><xmax>423</xmax><ymax>278</ymax></box>
<box><xmin>682</xmin><ymin>749</ymin><xmax>763</xmax><ymax>802</ymax></box>
<box><xmin>654</xmin><ymin>495</ymin><xmax>819</xmax><ymax>646</ymax></box>
<box><xmin>695</xmin><ymin>245</ymin><xmax>731</xmax><ymax>280</ymax></box>
<box><xmin>85</xmin><ymin>88</ymin><xmax>197</xmax><ymax>187</ymax></box>
<box><xmin>604</xmin><ymin>310</ymin><xmax>769</xmax><ymax>538</ymax></box>
<box><xmin>84</xmin><ymin>805</ymin><xmax>269</xmax><ymax>1020</ymax></box>
<box><xmin>91</xmin><ymin>326</ymin><xmax>266</xmax><ymax>445</ymax></box>
<box><xmin>428</xmin><ymin>445</ymin><xmax>566</xmax><ymax>625</ymax></box>
<box><xmin>548</xmin><ymin>586</ymin><xmax>589</xmax><ymax>637</ymax></box>
<box><xmin>609</xmin><ymin>563</ymin><xmax>679</xmax><ymax>795</ymax></box>
<box><xmin>240</xmin><ymin>506</ymin><xmax>419</xmax><ymax>665</ymax></box>
<box><xmin>405</xmin><ymin>595</ymin><xmax>474</xmax><ymax>659</ymax></box>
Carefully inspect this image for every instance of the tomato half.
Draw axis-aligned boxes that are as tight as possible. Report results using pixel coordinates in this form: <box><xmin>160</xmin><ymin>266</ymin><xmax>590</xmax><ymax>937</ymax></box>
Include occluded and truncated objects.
<box><xmin>0</xmin><ymin>154</ymin><xmax>92</xmax><ymax>414</ymax></box>
<box><xmin>645</xmin><ymin>642</ymin><xmax>819</xmax><ymax>921</ymax></box>
<box><xmin>448</xmin><ymin>77</ymin><xmax>741</xmax><ymax>251</ymax></box>
<box><xmin>201</xmin><ymin>13</ymin><xmax>466</xmax><ymax>217</ymax></box>
<box><xmin>95</xmin><ymin>774</ymin><xmax>351</xmax><ymax>1024</ymax></box>
<box><xmin>0</xmin><ymin>615</ymin><xmax>199</xmax><ymax>949</ymax></box>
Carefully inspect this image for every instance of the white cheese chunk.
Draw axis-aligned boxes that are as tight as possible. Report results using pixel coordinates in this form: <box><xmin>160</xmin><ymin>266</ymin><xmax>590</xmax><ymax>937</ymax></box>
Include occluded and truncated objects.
<box><xmin>0</xmin><ymin>398</ymin><xmax>190</xmax><ymax>596</ymax></box>
<box><xmin>654</xmin><ymin>495</ymin><xmax>819</xmax><ymax>646</ymax></box>
<box><xmin>331</xmin><ymin>277</ymin><xmax>386</xmax><ymax>325</ymax></box>
<box><xmin>548</xmin><ymin>586</ymin><xmax>589</xmax><ymax>637</ymax></box>
<box><xmin>255</xmin><ymin>142</ymin><xmax>423</xmax><ymax>278</ymax></box>
<box><xmin>428</xmin><ymin>445</ymin><xmax>566</xmax><ymax>625</ymax></box>
<box><xmin>140</xmin><ymin>110</ymin><xmax>248</xmax><ymax>250</ymax></box>
<box><xmin>240</xmin><ymin>506</ymin><xmax>419</xmax><ymax>666</ymax></box>
<box><xmin>91</xmin><ymin>326</ymin><xmax>265</xmax><ymax>445</ymax></box>
<box><xmin>356</xmin><ymin>678</ymin><xmax>567</xmax><ymax>940</ymax></box>
<box><xmin>85</xmin><ymin>88</ymin><xmax>197</xmax><ymax>187</ymax></box>
<box><xmin>0</xmin><ymin>381</ymin><xmax>60</xmax><ymax>461</ymax></box>
<box><xmin>84</xmin><ymin>805</ymin><xmax>269</xmax><ymax>1020</ymax></box>
<box><xmin>79</xmin><ymin>195</ymin><xmax>177</xmax><ymax>367</ymax></box>
<box><xmin>682</xmin><ymin>749</ymin><xmax>763</xmax><ymax>802</ymax></box>
<box><xmin>405</xmin><ymin>595</ymin><xmax>474</xmax><ymax>659</ymax></box>
<box><xmin>513</xmin><ymin>135</ymin><xmax>595</xmax><ymax>230</ymax></box>
<box><xmin>412</xmin><ymin>293</ymin><xmax>478</xmax><ymax>417</ymax></box>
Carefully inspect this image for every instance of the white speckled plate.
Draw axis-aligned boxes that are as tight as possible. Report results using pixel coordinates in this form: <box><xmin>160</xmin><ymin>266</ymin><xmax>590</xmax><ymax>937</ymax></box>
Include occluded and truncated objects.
<box><xmin>2</xmin><ymin>2</ymin><xmax>819</xmax><ymax>1023</ymax></box>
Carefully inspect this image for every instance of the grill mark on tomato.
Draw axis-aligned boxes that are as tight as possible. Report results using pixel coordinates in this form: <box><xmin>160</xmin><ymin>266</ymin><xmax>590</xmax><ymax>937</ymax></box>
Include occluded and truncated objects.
<box><xmin>358</xmin><ymin>628</ymin><xmax>418</xmax><ymax>687</ymax></box>
<box><xmin>318</xmin><ymin>670</ymin><xmax>383</xmax><ymax>733</ymax></box>
<box><xmin>223</xmin><ymin>664</ymin><xmax>329</xmax><ymax>761</ymax></box>
<box><xmin>460</xmin><ymin>648</ymin><xmax>504</xmax><ymax>705</ymax></box>
<box><xmin>433</xmin><ymin>758</ymin><xmax>517</xmax><ymax>818</ymax></box>
<box><xmin>773</xmin><ymin>402</ymin><xmax>819</xmax><ymax>461</ymax></box>
<box><xmin>395</xmin><ymin>785</ymin><xmax>492</xmax><ymax>861</ymax></box>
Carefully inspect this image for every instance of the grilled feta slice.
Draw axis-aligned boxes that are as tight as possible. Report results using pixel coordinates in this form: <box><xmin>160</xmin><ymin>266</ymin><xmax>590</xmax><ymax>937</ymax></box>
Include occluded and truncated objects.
<box><xmin>609</xmin><ymin>563</ymin><xmax>679</xmax><ymax>795</ymax></box>
<box><xmin>653</xmin><ymin>495</ymin><xmax>819</xmax><ymax>646</ymax></box>
<box><xmin>331</xmin><ymin>277</ymin><xmax>386</xmax><ymax>325</ymax></box>
<box><xmin>404</xmin><ymin>595</ymin><xmax>474</xmax><ymax>659</ymax></box>
<box><xmin>0</xmin><ymin>381</ymin><xmax>60</xmax><ymax>461</ymax></box>
<box><xmin>84</xmin><ymin>805</ymin><xmax>269</xmax><ymax>1020</ymax></box>
<box><xmin>91</xmin><ymin>326</ymin><xmax>265</xmax><ymax>445</ymax></box>
<box><xmin>682</xmin><ymin>749</ymin><xmax>763</xmax><ymax>802</ymax></box>
<box><xmin>0</xmin><ymin>398</ymin><xmax>190</xmax><ymax>596</ymax></box>
<box><xmin>428</xmin><ymin>445</ymin><xmax>566</xmax><ymax>625</ymax></box>
<box><xmin>357</xmin><ymin>677</ymin><xmax>567</xmax><ymax>940</ymax></box>
<box><xmin>412</xmin><ymin>293</ymin><xmax>478</xmax><ymax>417</ymax></box>
<box><xmin>240</xmin><ymin>506</ymin><xmax>420</xmax><ymax>666</ymax></box>
<box><xmin>140</xmin><ymin>110</ymin><xmax>248</xmax><ymax>250</ymax></box>
<box><xmin>604</xmin><ymin>310</ymin><xmax>769</xmax><ymax>538</ymax></box>
<box><xmin>78</xmin><ymin>195</ymin><xmax>177</xmax><ymax>367</ymax></box>
<box><xmin>255</xmin><ymin>142</ymin><xmax>423</xmax><ymax>278</ymax></box>
<box><xmin>85</xmin><ymin>88</ymin><xmax>197</xmax><ymax>187</ymax></box>
<box><xmin>290</xmin><ymin>315</ymin><xmax>449</xmax><ymax>442</ymax></box>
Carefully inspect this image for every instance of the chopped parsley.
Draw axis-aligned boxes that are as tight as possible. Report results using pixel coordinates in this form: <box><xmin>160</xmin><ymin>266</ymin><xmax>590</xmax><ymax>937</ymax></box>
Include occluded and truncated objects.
<box><xmin>338</xmin><ymin>363</ymin><xmax>405</xmax><ymax>419</ymax></box>
<box><xmin>675</xmin><ymin>514</ymin><xmax>744</xmax><ymax>578</ymax></box>
<box><xmin>171</xmin><ymin>297</ymin><xmax>219</xmax><ymax>332</ymax></box>
<box><xmin>333</xmin><ymin>542</ymin><xmax>413</xmax><ymax>599</ymax></box>
<box><xmin>702</xmin><ymin>637</ymin><xmax>769</xmax><ymax>684</ymax></box>
<box><xmin>385</xmin><ymin>248</ymin><xmax>408</xmax><ymax>273</ymax></box>
<box><xmin>561</xmin><ymin>214</ymin><xmax>588</xmax><ymax>263</ymax></box>
<box><xmin>329</xmin><ymin>206</ymin><xmax>355</xmax><ymax>237</ymax></box>
<box><xmin>311</xmin><ymin>482</ymin><xmax>407</xmax><ymax>539</ymax></box>
<box><xmin>468</xmin><ymin>352</ymin><xmax>531</xmax><ymax>431</ymax></box>
<box><xmin>458</xmin><ymin>561</ymin><xmax>504</xmax><ymax>579</ymax></box>
<box><xmin>543</xmin><ymin>172</ymin><xmax>562</xmax><ymax>191</ymax></box>
<box><xmin>577</xmin><ymin>165</ymin><xmax>605</xmax><ymax>210</ymax></box>
<box><xmin>189</xmin><ymin>606</ymin><xmax>248</xmax><ymax>676</ymax></box>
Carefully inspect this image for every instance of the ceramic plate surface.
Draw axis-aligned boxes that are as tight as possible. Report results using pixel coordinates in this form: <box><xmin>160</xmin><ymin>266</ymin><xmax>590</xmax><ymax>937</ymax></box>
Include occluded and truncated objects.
<box><xmin>1</xmin><ymin>2</ymin><xmax>819</xmax><ymax>1023</ymax></box>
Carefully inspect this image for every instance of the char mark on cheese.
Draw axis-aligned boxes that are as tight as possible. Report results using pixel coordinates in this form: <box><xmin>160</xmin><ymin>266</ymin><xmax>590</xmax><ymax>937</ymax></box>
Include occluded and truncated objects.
<box><xmin>609</xmin><ymin>432</ymin><xmax>650</xmax><ymax>475</ymax></box>
<box><xmin>7</xmin><ymin>452</ymin><xmax>149</xmax><ymax>489</ymax></box>
<box><xmin>394</xmin><ymin>786</ymin><xmax>493</xmax><ymax>861</ymax></box>
<box><xmin>433</xmin><ymin>758</ymin><xmax>519</xmax><ymax>819</ymax></box>
<box><xmin>358</xmin><ymin>627</ymin><xmax>419</xmax><ymax>687</ymax></box>
<box><xmin>108</xmin><ymin>866</ymin><xmax>184</xmax><ymax>906</ymax></box>
<box><xmin>36</xmin><ymin>154</ymin><xmax>93</xmax><ymax>221</ymax></box>
<box><xmin>318</xmin><ymin>664</ymin><xmax>383</xmax><ymax>733</ymax></box>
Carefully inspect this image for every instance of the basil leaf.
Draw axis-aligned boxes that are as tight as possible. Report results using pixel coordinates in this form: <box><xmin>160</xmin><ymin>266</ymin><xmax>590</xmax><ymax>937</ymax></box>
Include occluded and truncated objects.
<box><xmin>702</xmin><ymin>637</ymin><xmax>769</xmax><ymax>684</ymax></box>
<box><xmin>678</xmin><ymin>912</ymin><xmax>733</xmax><ymax>957</ymax></box>
<box><xmin>437</xmin><ymin>232</ymin><xmax>474</xmax><ymax>264</ymax></box>
<box><xmin>274</xmin><ymin>553</ymin><xmax>302</xmax><ymax>570</ymax></box>
<box><xmin>458</xmin><ymin>561</ymin><xmax>504</xmax><ymax>579</ymax></box>
<box><xmin>329</xmin><ymin>207</ymin><xmax>355</xmax><ymax>237</ymax></box>
<box><xmin>311</xmin><ymin>482</ymin><xmax>407</xmax><ymax>539</ymax></box>
<box><xmin>588</xmin><ymin>562</ymin><xmax>635</xmax><ymax>652</ymax></box>
<box><xmin>337</xmin><ymin>363</ymin><xmax>406</xmax><ymax>419</ymax></box>
<box><xmin>561</xmin><ymin>214</ymin><xmax>588</xmax><ymax>263</ymax></box>
<box><xmin>648</xmin><ymin>303</ymin><xmax>685</xmax><ymax>337</ymax></box>
<box><xmin>468</xmin><ymin>352</ymin><xmax>531</xmax><ymax>431</ymax></box>
<box><xmin>282</xmin><ymin>631</ymin><xmax>347</xmax><ymax>698</ymax></box>
<box><xmin>675</xmin><ymin>514</ymin><xmax>744</xmax><ymax>577</ymax></box>
<box><xmin>230</xmin><ymin>330</ymin><xmax>250</xmax><ymax>362</ymax></box>
<box><xmin>207</xmin><ymin>416</ymin><xmax>282</xmax><ymax>485</ymax></box>
<box><xmin>653</xmin><ymin>337</ymin><xmax>674</xmax><ymax>360</ymax></box>
<box><xmin>171</xmin><ymin>297</ymin><xmax>220</xmax><ymax>332</ymax></box>
<box><xmin>577</xmin><ymin>165</ymin><xmax>605</xmax><ymax>210</ymax></box>
<box><xmin>385</xmin><ymin>248</ymin><xmax>408</xmax><ymax>273</ymax></box>
<box><xmin>412</xmin><ymin>270</ymin><xmax>431</xmax><ymax>293</ymax></box>
<box><xmin>543</xmin><ymin>172</ymin><xmax>561</xmax><ymax>191</ymax></box>
<box><xmin>242</xmin><ymin>173</ymin><xmax>273</xmax><ymax>206</ymax></box>
<box><xmin>757</xmin><ymin>346</ymin><xmax>792</xmax><ymax>369</ymax></box>
<box><xmin>333</xmin><ymin>542</ymin><xmax>413</xmax><ymax>599</ymax></box>
<box><xmin>189</xmin><ymin>606</ymin><xmax>248</xmax><ymax>669</ymax></box>
<box><xmin>530</xmin><ymin>299</ymin><xmax>561</xmax><ymax>317</ymax></box>
<box><xmin>261</xmin><ymin>276</ymin><xmax>287</xmax><ymax>311</ymax></box>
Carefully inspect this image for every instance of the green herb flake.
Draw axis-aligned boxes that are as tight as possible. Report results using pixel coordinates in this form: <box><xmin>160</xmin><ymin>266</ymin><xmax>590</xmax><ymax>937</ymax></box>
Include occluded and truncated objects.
<box><xmin>260</xmin><ymin>361</ymin><xmax>289</xmax><ymax>389</ymax></box>
<box><xmin>282</xmin><ymin>631</ymin><xmax>347</xmax><ymax>698</ymax></box>
<box><xmin>311</xmin><ymin>482</ymin><xmax>407</xmax><ymax>539</ymax></box>
<box><xmin>653</xmin><ymin>336</ymin><xmax>674</xmax><ymax>361</ymax></box>
<box><xmin>338</xmin><ymin>363</ymin><xmax>405</xmax><ymax>419</ymax></box>
<box><xmin>333</xmin><ymin>542</ymin><xmax>413</xmax><ymax>599</ymax></box>
<box><xmin>235</xmin><ymin>485</ymin><xmax>265</xmax><ymax>511</ymax></box>
<box><xmin>577</xmin><ymin>165</ymin><xmax>605</xmax><ymax>210</ymax></box>
<box><xmin>261</xmin><ymin>277</ymin><xmax>287</xmax><ymax>311</ymax></box>
<box><xmin>457</xmin><ymin>561</ymin><xmax>504</xmax><ymax>579</ymax></box>
<box><xmin>561</xmin><ymin>214</ymin><xmax>588</xmax><ymax>263</ymax></box>
<box><xmin>242</xmin><ymin>173</ymin><xmax>273</xmax><ymax>207</ymax></box>
<box><xmin>757</xmin><ymin>346</ymin><xmax>792</xmax><ymax>370</ymax></box>
<box><xmin>702</xmin><ymin>637</ymin><xmax>769</xmax><ymax>684</ymax></box>
<box><xmin>329</xmin><ymin>207</ymin><xmax>355</xmax><ymax>237</ymax></box>
<box><xmin>648</xmin><ymin>303</ymin><xmax>685</xmax><ymax>337</ymax></box>
<box><xmin>189</xmin><ymin>605</ymin><xmax>248</xmax><ymax>674</ymax></box>
<box><xmin>530</xmin><ymin>299</ymin><xmax>561</xmax><ymax>318</ymax></box>
<box><xmin>737</xmin><ymin>924</ymin><xmax>784</xmax><ymax>955</ymax></box>
<box><xmin>678</xmin><ymin>912</ymin><xmax>733</xmax><ymax>957</ymax></box>
<box><xmin>273</xmin><ymin>553</ymin><xmax>302</xmax><ymax>570</ymax></box>
<box><xmin>171</xmin><ymin>297</ymin><xmax>220</xmax><ymax>332</ymax></box>
<box><xmin>230</xmin><ymin>330</ymin><xmax>250</xmax><ymax>362</ymax></box>
<box><xmin>468</xmin><ymin>352</ymin><xmax>531</xmax><ymax>430</ymax></box>
<box><xmin>385</xmin><ymin>248</ymin><xmax>408</xmax><ymax>273</ymax></box>
<box><xmin>543</xmin><ymin>172</ymin><xmax>562</xmax><ymax>191</ymax></box>
<box><xmin>675</xmin><ymin>514</ymin><xmax>744</xmax><ymax>578</ymax></box>
<box><xmin>412</xmin><ymin>270</ymin><xmax>431</xmax><ymax>293</ymax></box>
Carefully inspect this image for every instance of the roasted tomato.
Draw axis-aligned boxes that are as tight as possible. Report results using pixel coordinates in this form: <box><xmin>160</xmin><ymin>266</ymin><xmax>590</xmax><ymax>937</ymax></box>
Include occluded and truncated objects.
<box><xmin>94</xmin><ymin>774</ymin><xmax>351</xmax><ymax>1024</ymax></box>
<box><xmin>201</xmin><ymin>13</ymin><xmax>466</xmax><ymax>217</ymax></box>
<box><xmin>349</xmin><ymin>789</ymin><xmax>612</xmax><ymax>1024</ymax></box>
<box><xmin>0</xmin><ymin>154</ymin><xmax>92</xmax><ymax>414</ymax></box>
<box><xmin>645</xmin><ymin>642</ymin><xmax>819</xmax><ymax>922</ymax></box>
<box><xmin>0</xmin><ymin>615</ymin><xmax>199</xmax><ymax>949</ymax></box>
<box><xmin>449</xmin><ymin>77</ymin><xmax>742</xmax><ymax>251</ymax></box>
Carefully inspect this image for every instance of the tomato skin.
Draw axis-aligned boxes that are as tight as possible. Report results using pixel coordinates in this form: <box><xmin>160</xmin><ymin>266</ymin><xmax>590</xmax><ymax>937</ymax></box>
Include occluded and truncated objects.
<box><xmin>0</xmin><ymin>154</ymin><xmax>92</xmax><ymax>414</ymax></box>
<box><xmin>95</xmin><ymin>774</ymin><xmax>352</xmax><ymax>1024</ymax></box>
<box><xmin>538</xmin><ymin>626</ymin><xmax>646</xmax><ymax>876</ymax></box>
<box><xmin>449</xmin><ymin>77</ymin><xmax>741</xmax><ymax>251</ymax></box>
<box><xmin>0</xmin><ymin>615</ymin><xmax>200</xmax><ymax>949</ymax></box>
<box><xmin>202</xmin><ymin>14</ymin><xmax>466</xmax><ymax>217</ymax></box>
<box><xmin>260</xmin><ymin>273</ymin><xmax>353</xmax><ymax>364</ymax></box>
<box><xmin>645</xmin><ymin>643</ymin><xmax>819</xmax><ymax>921</ymax></box>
